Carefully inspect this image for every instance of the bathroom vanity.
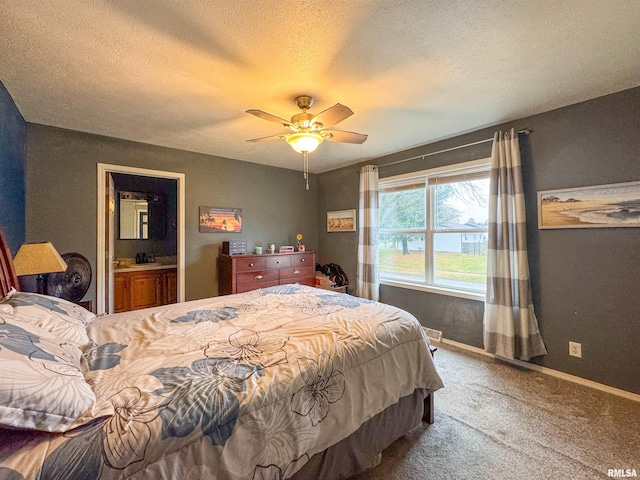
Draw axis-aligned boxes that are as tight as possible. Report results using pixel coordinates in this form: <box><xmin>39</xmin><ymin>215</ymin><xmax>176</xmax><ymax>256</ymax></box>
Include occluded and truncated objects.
<box><xmin>113</xmin><ymin>264</ymin><xmax>177</xmax><ymax>313</ymax></box>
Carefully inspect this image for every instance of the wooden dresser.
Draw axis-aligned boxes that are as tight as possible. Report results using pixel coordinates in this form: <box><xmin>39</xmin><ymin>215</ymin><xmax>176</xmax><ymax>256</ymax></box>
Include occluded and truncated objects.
<box><xmin>218</xmin><ymin>251</ymin><xmax>316</xmax><ymax>295</ymax></box>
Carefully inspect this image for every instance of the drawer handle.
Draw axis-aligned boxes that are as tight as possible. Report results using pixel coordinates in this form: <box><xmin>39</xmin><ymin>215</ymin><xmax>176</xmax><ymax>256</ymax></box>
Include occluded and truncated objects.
<box><xmin>249</xmin><ymin>263</ymin><xmax>254</xmax><ymax>267</ymax></box>
<box><xmin>294</xmin><ymin>270</ymin><xmax>300</xmax><ymax>275</ymax></box>
<box><xmin>300</xmin><ymin>258</ymin><xmax>305</xmax><ymax>262</ymax></box>
<box><xmin>276</xmin><ymin>261</ymin><xmax>280</xmax><ymax>264</ymax></box>
<box><xmin>255</xmin><ymin>275</ymin><xmax>263</xmax><ymax>280</ymax></box>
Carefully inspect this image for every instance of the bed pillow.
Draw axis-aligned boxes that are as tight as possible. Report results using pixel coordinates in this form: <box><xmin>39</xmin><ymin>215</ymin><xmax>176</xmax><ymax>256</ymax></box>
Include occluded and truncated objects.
<box><xmin>0</xmin><ymin>315</ymin><xmax>111</xmax><ymax>432</ymax></box>
<box><xmin>0</xmin><ymin>289</ymin><xmax>94</xmax><ymax>349</ymax></box>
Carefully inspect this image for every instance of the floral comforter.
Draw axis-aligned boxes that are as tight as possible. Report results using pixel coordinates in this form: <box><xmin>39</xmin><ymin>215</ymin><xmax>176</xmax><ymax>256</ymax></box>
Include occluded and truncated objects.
<box><xmin>0</xmin><ymin>285</ymin><xmax>443</xmax><ymax>479</ymax></box>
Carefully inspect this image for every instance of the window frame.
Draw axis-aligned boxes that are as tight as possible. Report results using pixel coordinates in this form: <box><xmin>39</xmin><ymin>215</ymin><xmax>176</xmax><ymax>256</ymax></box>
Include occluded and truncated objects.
<box><xmin>379</xmin><ymin>158</ymin><xmax>491</xmax><ymax>301</ymax></box>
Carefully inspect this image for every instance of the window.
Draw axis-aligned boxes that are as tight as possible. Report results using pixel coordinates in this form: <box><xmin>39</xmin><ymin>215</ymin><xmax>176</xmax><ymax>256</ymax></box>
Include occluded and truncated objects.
<box><xmin>379</xmin><ymin>159</ymin><xmax>490</xmax><ymax>298</ymax></box>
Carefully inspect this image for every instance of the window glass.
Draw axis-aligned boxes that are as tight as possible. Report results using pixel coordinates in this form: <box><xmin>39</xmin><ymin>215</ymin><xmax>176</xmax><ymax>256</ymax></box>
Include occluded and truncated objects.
<box><xmin>379</xmin><ymin>187</ymin><xmax>426</xmax><ymax>230</ymax></box>
<box><xmin>379</xmin><ymin>161</ymin><xmax>490</xmax><ymax>296</ymax></box>
<box><xmin>379</xmin><ymin>233</ymin><xmax>425</xmax><ymax>282</ymax></box>
<box><xmin>433</xmin><ymin>232</ymin><xmax>487</xmax><ymax>291</ymax></box>
<box><xmin>434</xmin><ymin>178</ymin><xmax>490</xmax><ymax>230</ymax></box>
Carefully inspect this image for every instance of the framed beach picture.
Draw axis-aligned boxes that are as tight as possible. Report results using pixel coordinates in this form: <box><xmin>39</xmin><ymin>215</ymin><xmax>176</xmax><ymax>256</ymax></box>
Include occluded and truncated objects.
<box><xmin>199</xmin><ymin>207</ymin><xmax>242</xmax><ymax>233</ymax></box>
<box><xmin>538</xmin><ymin>181</ymin><xmax>640</xmax><ymax>229</ymax></box>
<box><xmin>327</xmin><ymin>209</ymin><xmax>356</xmax><ymax>232</ymax></box>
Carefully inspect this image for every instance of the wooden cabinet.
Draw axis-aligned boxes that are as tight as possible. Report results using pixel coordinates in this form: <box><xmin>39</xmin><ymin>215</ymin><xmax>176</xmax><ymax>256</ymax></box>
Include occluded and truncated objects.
<box><xmin>164</xmin><ymin>270</ymin><xmax>177</xmax><ymax>304</ymax></box>
<box><xmin>113</xmin><ymin>274</ymin><xmax>130</xmax><ymax>312</ymax></box>
<box><xmin>128</xmin><ymin>271</ymin><xmax>162</xmax><ymax>311</ymax></box>
<box><xmin>219</xmin><ymin>252</ymin><xmax>316</xmax><ymax>295</ymax></box>
<box><xmin>114</xmin><ymin>268</ymin><xmax>177</xmax><ymax>313</ymax></box>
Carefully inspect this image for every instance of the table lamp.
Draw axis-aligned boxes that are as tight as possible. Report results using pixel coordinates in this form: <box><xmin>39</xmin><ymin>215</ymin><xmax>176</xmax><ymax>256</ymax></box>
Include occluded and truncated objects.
<box><xmin>13</xmin><ymin>242</ymin><xmax>67</xmax><ymax>295</ymax></box>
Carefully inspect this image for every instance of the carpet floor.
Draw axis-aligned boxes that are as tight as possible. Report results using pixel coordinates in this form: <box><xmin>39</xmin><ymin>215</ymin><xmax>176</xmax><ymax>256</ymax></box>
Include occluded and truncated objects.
<box><xmin>353</xmin><ymin>342</ymin><xmax>640</xmax><ymax>480</ymax></box>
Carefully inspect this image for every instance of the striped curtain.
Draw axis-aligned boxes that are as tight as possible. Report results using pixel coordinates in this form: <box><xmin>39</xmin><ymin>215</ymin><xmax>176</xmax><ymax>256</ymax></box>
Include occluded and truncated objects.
<box><xmin>483</xmin><ymin>129</ymin><xmax>547</xmax><ymax>361</ymax></box>
<box><xmin>357</xmin><ymin>165</ymin><xmax>379</xmax><ymax>301</ymax></box>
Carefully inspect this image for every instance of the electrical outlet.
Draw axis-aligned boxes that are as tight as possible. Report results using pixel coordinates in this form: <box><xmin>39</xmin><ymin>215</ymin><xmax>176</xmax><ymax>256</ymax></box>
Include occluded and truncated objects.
<box><xmin>569</xmin><ymin>341</ymin><xmax>582</xmax><ymax>358</ymax></box>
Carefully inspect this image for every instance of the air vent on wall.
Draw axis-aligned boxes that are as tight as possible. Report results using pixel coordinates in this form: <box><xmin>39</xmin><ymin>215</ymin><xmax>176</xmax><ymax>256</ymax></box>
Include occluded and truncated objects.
<box><xmin>423</xmin><ymin>327</ymin><xmax>443</xmax><ymax>343</ymax></box>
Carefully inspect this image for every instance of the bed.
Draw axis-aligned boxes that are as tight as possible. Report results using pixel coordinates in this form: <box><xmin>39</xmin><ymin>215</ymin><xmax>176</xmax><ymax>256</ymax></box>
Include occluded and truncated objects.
<box><xmin>0</xmin><ymin>228</ymin><xmax>443</xmax><ymax>480</ymax></box>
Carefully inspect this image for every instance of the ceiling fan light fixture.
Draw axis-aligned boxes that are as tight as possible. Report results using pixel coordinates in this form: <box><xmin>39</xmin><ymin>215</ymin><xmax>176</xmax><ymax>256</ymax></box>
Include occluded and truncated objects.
<box><xmin>286</xmin><ymin>132</ymin><xmax>323</xmax><ymax>153</ymax></box>
<box><xmin>246</xmin><ymin>96</ymin><xmax>367</xmax><ymax>190</ymax></box>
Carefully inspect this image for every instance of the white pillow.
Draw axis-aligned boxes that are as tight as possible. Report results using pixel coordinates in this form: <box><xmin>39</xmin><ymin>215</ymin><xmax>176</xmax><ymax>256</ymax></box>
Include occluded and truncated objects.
<box><xmin>0</xmin><ymin>290</ymin><xmax>94</xmax><ymax>349</ymax></box>
<box><xmin>0</xmin><ymin>316</ymin><xmax>110</xmax><ymax>432</ymax></box>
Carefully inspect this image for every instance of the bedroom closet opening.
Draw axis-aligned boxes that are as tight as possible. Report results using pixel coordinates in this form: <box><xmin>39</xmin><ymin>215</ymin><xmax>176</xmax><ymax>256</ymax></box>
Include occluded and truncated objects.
<box><xmin>96</xmin><ymin>164</ymin><xmax>185</xmax><ymax>314</ymax></box>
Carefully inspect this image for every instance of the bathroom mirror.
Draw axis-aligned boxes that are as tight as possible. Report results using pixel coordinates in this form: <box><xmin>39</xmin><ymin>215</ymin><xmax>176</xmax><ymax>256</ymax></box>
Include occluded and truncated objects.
<box><xmin>118</xmin><ymin>191</ymin><xmax>165</xmax><ymax>240</ymax></box>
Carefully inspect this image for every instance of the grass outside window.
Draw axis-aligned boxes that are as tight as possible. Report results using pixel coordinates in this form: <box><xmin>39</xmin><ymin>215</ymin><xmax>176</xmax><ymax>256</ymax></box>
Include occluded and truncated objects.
<box><xmin>379</xmin><ymin>248</ymin><xmax>487</xmax><ymax>286</ymax></box>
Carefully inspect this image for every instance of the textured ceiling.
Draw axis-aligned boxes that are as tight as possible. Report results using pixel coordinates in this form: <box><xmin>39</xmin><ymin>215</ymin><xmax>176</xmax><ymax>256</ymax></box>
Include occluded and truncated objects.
<box><xmin>2</xmin><ymin>1</ymin><xmax>640</xmax><ymax>173</ymax></box>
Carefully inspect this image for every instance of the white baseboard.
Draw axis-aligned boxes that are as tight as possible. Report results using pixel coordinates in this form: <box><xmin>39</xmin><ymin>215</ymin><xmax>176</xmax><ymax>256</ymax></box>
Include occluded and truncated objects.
<box><xmin>436</xmin><ymin>337</ymin><xmax>640</xmax><ymax>403</ymax></box>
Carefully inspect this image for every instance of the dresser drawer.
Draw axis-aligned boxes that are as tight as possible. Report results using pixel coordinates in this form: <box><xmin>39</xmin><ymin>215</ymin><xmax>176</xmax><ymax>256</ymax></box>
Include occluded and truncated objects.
<box><xmin>290</xmin><ymin>253</ymin><xmax>315</xmax><ymax>267</ymax></box>
<box><xmin>237</xmin><ymin>280</ymin><xmax>279</xmax><ymax>293</ymax></box>
<box><xmin>237</xmin><ymin>269</ymin><xmax>279</xmax><ymax>285</ymax></box>
<box><xmin>280</xmin><ymin>265</ymin><xmax>315</xmax><ymax>283</ymax></box>
<box><xmin>235</xmin><ymin>256</ymin><xmax>267</xmax><ymax>272</ymax></box>
<box><xmin>266</xmin><ymin>255</ymin><xmax>291</xmax><ymax>269</ymax></box>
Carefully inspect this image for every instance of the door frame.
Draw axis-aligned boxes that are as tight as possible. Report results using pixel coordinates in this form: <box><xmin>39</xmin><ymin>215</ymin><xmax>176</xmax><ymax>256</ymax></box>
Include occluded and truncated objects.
<box><xmin>96</xmin><ymin>163</ymin><xmax>185</xmax><ymax>314</ymax></box>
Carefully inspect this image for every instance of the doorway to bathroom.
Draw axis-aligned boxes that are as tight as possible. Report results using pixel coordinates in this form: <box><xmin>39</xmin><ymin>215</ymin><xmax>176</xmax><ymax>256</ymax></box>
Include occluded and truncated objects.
<box><xmin>96</xmin><ymin>163</ymin><xmax>185</xmax><ymax>314</ymax></box>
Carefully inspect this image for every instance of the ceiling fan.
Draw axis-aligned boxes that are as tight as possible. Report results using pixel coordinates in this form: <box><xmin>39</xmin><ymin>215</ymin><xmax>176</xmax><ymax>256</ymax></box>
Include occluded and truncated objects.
<box><xmin>246</xmin><ymin>95</ymin><xmax>368</xmax><ymax>189</ymax></box>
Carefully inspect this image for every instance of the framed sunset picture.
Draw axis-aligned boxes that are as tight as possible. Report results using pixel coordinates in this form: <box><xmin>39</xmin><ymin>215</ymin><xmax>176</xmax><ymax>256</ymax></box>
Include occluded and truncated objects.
<box><xmin>199</xmin><ymin>207</ymin><xmax>242</xmax><ymax>233</ymax></box>
<box><xmin>538</xmin><ymin>180</ymin><xmax>640</xmax><ymax>229</ymax></box>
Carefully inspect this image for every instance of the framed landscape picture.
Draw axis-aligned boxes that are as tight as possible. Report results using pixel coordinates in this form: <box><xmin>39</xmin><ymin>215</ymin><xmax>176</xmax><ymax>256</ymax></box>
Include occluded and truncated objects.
<box><xmin>199</xmin><ymin>207</ymin><xmax>242</xmax><ymax>233</ymax></box>
<box><xmin>538</xmin><ymin>180</ymin><xmax>640</xmax><ymax>229</ymax></box>
<box><xmin>327</xmin><ymin>209</ymin><xmax>356</xmax><ymax>232</ymax></box>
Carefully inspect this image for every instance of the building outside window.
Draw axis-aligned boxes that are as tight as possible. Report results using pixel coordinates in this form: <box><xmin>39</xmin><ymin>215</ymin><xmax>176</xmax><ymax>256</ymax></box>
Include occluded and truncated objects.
<box><xmin>379</xmin><ymin>159</ymin><xmax>490</xmax><ymax>298</ymax></box>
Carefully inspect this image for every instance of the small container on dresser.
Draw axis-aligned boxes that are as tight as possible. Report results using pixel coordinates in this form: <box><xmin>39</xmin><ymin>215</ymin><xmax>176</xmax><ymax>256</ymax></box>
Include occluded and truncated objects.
<box><xmin>222</xmin><ymin>241</ymin><xmax>247</xmax><ymax>255</ymax></box>
<box><xmin>218</xmin><ymin>251</ymin><xmax>316</xmax><ymax>295</ymax></box>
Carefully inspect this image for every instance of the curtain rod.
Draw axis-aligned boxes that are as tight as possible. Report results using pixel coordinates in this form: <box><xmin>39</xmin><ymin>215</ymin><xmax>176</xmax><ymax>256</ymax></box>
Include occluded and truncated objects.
<box><xmin>377</xmin><ymin>129</ymin><xmax>531</xmax><ymax>169</ymax></box>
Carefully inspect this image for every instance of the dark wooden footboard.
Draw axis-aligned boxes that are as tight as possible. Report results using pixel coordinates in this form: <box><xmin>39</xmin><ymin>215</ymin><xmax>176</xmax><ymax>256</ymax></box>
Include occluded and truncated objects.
<box><xmin>422</xmin><ymin>393</ymin><xmax>434</xmax><ymax>424</ymax></box>
<box><xmin>422</xmin><ymin>344</ymin><xmax>437</xmax><ymax>424</ymax></box>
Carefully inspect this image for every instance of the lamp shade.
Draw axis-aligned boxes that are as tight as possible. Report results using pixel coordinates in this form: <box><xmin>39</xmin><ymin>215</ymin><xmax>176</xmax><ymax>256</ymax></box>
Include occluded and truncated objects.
<box><xmin>286</xmin><ymin>133</ymin><xmax>323</xmax><ymax>153</ymax></box>
<box><xmin>13</xmin><ymin>242</ymin><xmax>67</xmax><ymax>276</ymax></box>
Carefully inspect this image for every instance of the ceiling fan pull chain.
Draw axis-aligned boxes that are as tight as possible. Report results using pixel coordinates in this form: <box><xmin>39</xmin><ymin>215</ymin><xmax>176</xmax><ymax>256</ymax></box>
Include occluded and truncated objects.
<box><xmin>303</xmin><ymin>152</ymin><xmax>309</xmax><ymax>190</ymax></box>
<box><xmin>303</xmin><ymin>152</ymin><xmax>308</xmax><ymax>180</ymax></box>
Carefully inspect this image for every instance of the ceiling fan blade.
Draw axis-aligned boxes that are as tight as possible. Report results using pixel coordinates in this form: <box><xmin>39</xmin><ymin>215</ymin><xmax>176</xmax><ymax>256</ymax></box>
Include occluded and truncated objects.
<box><xmin>311</xmin><ymin>103</ymin><xmax>353</xmax><ymax>128</ymax></box>
<box><xmin>246</xmin><ymin>109</ymin><xmax>293</xmax><ymax>127</ymax></box>
<box><xmin>323</xmin><ymin>129</ymin><xmax>368</xmax><ymax>144</ymax></box>
<box><xmin>245</xmin><ymin>134</ymin><xmax>287</xmax><ymax>143</ymax></box>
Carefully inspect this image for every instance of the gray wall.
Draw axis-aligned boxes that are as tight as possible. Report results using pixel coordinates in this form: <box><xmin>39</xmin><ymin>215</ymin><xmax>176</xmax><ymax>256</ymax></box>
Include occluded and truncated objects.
<box><xmin>0</xmin><ymin>81</ymin><xmax>26</xmax><ymax>255</ymax></box>
<box><xmin>25</xmin><ymin>125</ymin><xmax>318</xmax><ymax>302</ymax></box>
<box><xmin>318</xmin><ymin>87</ymin><xmax>640</xmax><ymax>394</ymax></box>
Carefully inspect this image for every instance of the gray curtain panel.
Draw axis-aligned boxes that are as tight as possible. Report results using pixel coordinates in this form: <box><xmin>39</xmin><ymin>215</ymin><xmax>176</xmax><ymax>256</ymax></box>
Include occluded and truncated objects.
<box><xmin>483</xmin><ymin>129</ymin><xmax>547</xmax><ymax>361</ymax></box>
<box><xmin>357</xmin><ymin>165</ymin><xmax>379</xmax><ymax>301</ymax></box>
